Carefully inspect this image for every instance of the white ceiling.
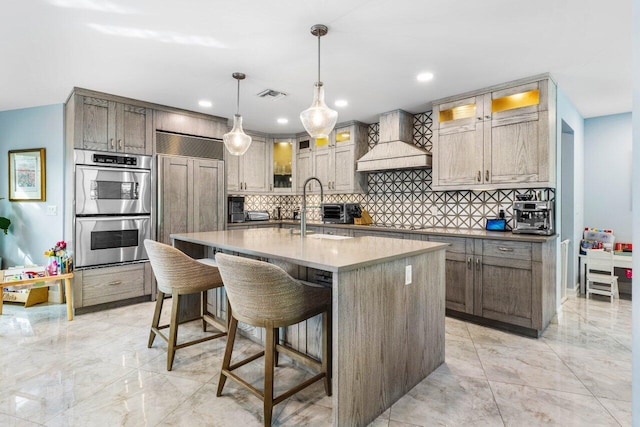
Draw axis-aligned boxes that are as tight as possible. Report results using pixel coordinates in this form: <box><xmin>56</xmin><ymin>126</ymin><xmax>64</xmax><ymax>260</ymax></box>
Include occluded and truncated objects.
<box><xmin>1</xmin><ymin>0</ymin><xmax>632</xmax><ymax>134</ymax></box>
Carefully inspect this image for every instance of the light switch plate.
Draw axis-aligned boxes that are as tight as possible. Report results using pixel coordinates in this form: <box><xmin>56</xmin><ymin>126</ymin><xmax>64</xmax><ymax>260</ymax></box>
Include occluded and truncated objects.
<box><xmin>405</xmin><ymin>265</ymin><xmax>412</xmax><ymax>285</ymax></box>
<box><xmin>46</xmin><ymin>205</ymin><xmax>57</xmax><ymax>216</ymax></box>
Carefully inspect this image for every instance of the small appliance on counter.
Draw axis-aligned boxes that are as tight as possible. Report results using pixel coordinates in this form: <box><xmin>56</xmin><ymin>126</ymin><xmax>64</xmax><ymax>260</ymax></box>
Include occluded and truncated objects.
<box><xmin>244</xmin><ymin>210</ymin><xmax>270</xmax><ymax>221</ymax></box>
<box><xmin>512</xmin><ymin>200</ymin><xmax>554</xmax><ymax>235</ymax></box>
<box><xmin>228</xmin><ymin>196</ymin><xmax>245</xmax><ymax>223</ymax></box>
<box><xmin>321</xmin><ymin>203</ymin><xmax>362</xmax><ymax>224</ymax></box>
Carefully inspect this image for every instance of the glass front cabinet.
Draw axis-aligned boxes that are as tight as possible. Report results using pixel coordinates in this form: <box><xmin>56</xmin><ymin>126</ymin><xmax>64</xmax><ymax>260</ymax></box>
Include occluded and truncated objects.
<box><xmin>270</xmin><ymin>137</ymin><xmax>296</xmax><ymax>193</ymax></box>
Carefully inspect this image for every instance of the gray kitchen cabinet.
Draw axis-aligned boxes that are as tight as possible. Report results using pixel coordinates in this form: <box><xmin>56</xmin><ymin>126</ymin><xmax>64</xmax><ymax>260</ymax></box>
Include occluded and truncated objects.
<box><xmin>270</xmin><ymin>137</ymin><xmax>296</xmax><ymax>193</ymax></box>
<box><xmin>430</xmin><ymin>234</ymin><xmax>555</xmax><ymax>336</ymax></box>
<box><xmin>72</xmin><ymin>262</ymin><xmax>152</xmax><ymax>310</ymax></box>
<box><xmin>432</xmin><ymin>75</ymin><xmax>555</xmax><ymax>190</ymax></box>
<box><xmin>226</xmin><ymin>134</ymin><xmax>269</xmax><ymax>193</ymax></box>
<box><xmin>296</xmin><ymin>122</ymin><xmax>368</xmax><ymax>194</ymax></box>
<box><xmin>154</xmin><ymin>110</ymin><xmax>227</xmax><ymax>139</ymax></box>
<box><xmin>72</xmin><ymin>94</ymin><xmax>152</xmax><ymax>155</ymax></box>
<box><xmin>428</xmin><ymin>235</ymin><xmax>475</xmax><ymax>314</ymax></box>
<box><xmin>157</xmin><ymin>155</ymin><xmax>225</xmax><ymax>244</ymax></box>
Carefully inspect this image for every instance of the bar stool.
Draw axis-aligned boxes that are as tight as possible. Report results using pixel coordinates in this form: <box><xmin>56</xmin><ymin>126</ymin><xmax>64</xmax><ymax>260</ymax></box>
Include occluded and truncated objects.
<box><xmin>214</xmin><ymin>253</ymin><xmax>332</xmax><ymax>427</ymax></box>
<box><xmin>144</xmin><ymin>239</ymin><xmax>229</xmax><ymax>371</ymax></box>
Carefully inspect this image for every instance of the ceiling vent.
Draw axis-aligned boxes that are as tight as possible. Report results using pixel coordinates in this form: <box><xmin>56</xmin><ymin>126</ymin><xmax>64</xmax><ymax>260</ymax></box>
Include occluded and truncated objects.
<box><xmin>257</xmin><ymin>89</ymin><xmax>287</xmax><ymax>101</ymax></box>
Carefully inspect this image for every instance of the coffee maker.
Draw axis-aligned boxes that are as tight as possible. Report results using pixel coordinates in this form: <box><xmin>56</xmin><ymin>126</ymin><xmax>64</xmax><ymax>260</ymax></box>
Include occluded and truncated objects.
<box><xmin>228</xmin><ymin>196</ymin><xmax>245</xmax><ymax>223</ymax></box>
<box><xmin>512</xmin><ymin>200</ymin><xmax>554</xmax><ymax>235</ymax></box>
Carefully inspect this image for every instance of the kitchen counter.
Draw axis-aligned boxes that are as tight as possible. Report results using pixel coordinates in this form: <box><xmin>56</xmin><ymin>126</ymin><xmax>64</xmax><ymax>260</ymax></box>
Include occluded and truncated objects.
<box><xmin>228</xmin><ymin>219</ymin><xmax>557</xmax><ymax>242</ymax></box>
<box><xmin>171</xmin><ymin>228</ymin><xmax>447</xmax><ymax>427</ymax></box>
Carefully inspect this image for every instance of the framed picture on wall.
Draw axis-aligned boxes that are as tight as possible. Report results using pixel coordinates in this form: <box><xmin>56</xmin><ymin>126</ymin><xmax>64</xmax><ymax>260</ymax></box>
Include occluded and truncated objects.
<box><xmin>8</xmin><ymin>148</ymin><xmax>46</xmax><ymax>201</ymax></box>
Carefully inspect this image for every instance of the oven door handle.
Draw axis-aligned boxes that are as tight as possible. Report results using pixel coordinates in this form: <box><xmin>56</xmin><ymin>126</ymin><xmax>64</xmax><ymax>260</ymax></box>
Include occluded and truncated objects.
<box><xmin>75</xmin><ymin>215</ymin><xmax>152</xmax><ymax>222</ymax></box>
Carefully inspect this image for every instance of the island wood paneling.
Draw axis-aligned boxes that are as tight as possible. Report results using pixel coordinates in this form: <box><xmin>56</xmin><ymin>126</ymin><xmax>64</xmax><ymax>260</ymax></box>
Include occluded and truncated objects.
<box><xmin>333</xmin><ymin>250</ymin><xmax>445</xmax><ymax>426</ymax></box>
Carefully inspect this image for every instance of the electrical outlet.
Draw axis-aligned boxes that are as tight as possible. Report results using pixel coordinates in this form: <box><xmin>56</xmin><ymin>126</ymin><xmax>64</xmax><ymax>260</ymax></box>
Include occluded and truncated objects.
<box><xmin>405</xmin><ymin>265</ymin><xmax>412</xmax><ymax>285</ymax></box>
<box><xmin>46</xmin><ymin>205</ymin><xmax>57</xmax><ymax>216</ymax></box>
<box><xmin>430</xmin><ymin>206</ymin><xmax>439</xmax><ymax>216</ymax></box>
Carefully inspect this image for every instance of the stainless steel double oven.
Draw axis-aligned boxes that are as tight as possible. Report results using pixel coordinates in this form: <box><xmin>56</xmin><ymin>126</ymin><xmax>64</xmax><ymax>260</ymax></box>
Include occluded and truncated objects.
<box><xmin>74</xmin><ymin>150</ymin><xmax>152</xmax><ymax>267</ymax></box>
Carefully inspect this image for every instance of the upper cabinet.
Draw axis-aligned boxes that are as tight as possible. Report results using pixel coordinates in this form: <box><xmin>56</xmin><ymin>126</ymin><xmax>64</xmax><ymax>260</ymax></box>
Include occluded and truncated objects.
<box><xmin>296</xmin><ymin>122</ymin><xmax>368</xmax><ymax>194</ymax></box>
<box><xmin>72</xmin><ymin>95</ymin><xmax>152</xmax><ymax>155</ymax></box>
<box><xmin>271</xmin><ymin>138</ymin><xmax>296</xmax><ymax>193</ymax></box>
<box><xmin>432</xmin><ymin>76</ymin><xmax>556</xmax><ymax>190</ymax></box>
<box><xmin>226</xmin><ymin>134</ymin><xmax>269</xmax><ymax>193</ymax></box>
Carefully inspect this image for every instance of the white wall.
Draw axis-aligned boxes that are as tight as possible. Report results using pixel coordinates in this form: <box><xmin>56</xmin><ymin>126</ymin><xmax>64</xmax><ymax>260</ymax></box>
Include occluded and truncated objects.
<box><xmin>0</xmin><ymin>104</ymin><xmax>65</xmax><ymax>269</ymax></box>
<box><xmin>584</xmin><ymin>113</ymin><xmax>633</xmax><ymax>243</ymax></box>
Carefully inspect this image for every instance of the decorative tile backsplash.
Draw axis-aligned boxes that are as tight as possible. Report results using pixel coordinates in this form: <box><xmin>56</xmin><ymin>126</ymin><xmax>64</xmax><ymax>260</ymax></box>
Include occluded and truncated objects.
<box><xmin>242</xmin><ymin>111</ymin><xmax>554</xmax><ymax>230</ymax></box>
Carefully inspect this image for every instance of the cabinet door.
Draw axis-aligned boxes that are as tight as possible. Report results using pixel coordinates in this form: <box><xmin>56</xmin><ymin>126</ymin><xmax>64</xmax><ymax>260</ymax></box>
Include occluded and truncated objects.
<box><xmin>434</xmin><ymin>124</ymin><xmax>484</xmax><ymax>187</ymax></box>
<box><xmin>78</xmin><ymin>96</ymin><xmax>115</xmax><ymax>152</ymax></box>
<box><xmin>225</xmin><ymin>151</ymin><xmax>241</xmax><ymax>192</ymax></box>
<box><xmin>433</xmin><ymin>96</ymin><xmax>485</xmax><ymax>188</ymax></box>
<box><xmin>193</xmin><ymin>159</ymin><xmax>224</xmax><ymax>233</ymax></box>
<box><xmin>486</xmin><ymin>81</ymin><xmax>549</xmax><ymax>185</ymax></box>
<box><xmin>444</xmin><ymin>252</ymin><xmax>475</xmax><ymax>314</ymax></box>
<box><xmin>272</xmin><ymin>138</ymin><xmax>295</xmax><ymax>193</ymax></box>
<box><xmin>242</xmin><ymin>137</ymin><xmax>268</xmax><ymax>192</ymax></box>
<box><xmin>117</xmin><ymin>104</ymin><xmax>151</xmax><ymax>155</ymax></box>
<box><xmin>313</xmin><ymin>148</ymin><xmax>332</xmax><ymax>193</ymax></box>
<box><xmin>296</xmin><ymin>151</ymin><xmax>313</xmax><ymax>192</ymax></box>
<box><xmin>158</xmin><ymin>155</ymin><xmax>191</xmax><ymax>244</ymax></box>
<box><xmin>333</xmin><ymin>144</ymin><xmax>355</xmax><ymax>192</ymax></box>
<box><xmin>479</xmin><ymin>256</ymin><xmax>533</xmax><ymax>328</ymax></box>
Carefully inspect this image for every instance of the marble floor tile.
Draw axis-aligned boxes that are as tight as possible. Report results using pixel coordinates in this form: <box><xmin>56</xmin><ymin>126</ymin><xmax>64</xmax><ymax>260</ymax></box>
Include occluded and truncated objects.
<box><xmin>389</xmin><ymin>372</ymin><xmax>503</xmax><ymax>426</ymax></box>
<box><xmin>490</xmin><ymin>381</ymin><xmax>619</xmax><ymax>426</ymax></box>
<box><xmin>475</xmin><ymin>345</ymin><xmax>591</xmax><ymax>395</ymax></box>
<box><xmin>597</xmin><ymin>397</ymin><xmax>632</xmax><ymax>426</ymax></box>
<box><xmin>434</xmin><ymin>338</ymin><xmax>485</xmax><ymax>380</ymax></box>
<box><xmin>0</xmin><ymin>292</ymin><xmax>631</xmax><ymax>427</ymax></box>
<box><xmin>44</xmin><ymin>369</ymin><xmax>205</xmax><ymax>427</ymax></box>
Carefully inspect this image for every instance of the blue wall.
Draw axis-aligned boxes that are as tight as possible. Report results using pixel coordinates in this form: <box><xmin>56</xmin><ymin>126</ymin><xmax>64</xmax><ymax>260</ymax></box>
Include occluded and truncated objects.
<box><xmin>584</xmin><ymin>113</ymin><xmax>633</xmax><ymax>242</ymax></box>
<box><xmin>0</xmin><ymin>104</ymin><xmax>65</xmax><ymax>268</ymax></box>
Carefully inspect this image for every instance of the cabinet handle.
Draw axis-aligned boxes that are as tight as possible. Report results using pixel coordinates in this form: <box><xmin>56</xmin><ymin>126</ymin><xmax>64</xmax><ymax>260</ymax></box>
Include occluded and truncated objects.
<box><xmin>485</xmin><ymin>115</ymin><xmax>491</xmax><ymax>120</ymax></box>
<box><xmin>270</xmin><ymin>184</ymin><xmax>273</xmax><ymax>191</ymax></box>
<box><xmin>498</xmin><ymin>247</ymin><xmax>514</xmax><ymax>252</ymax></box>
<box><xmin>110</xmin><ymin>138</ymin><xmax>115</xmax><ymax>149</ymax></box>
<box><xmin>477</xmin><ymin>171</ymin><xmax>481</xmax><ymax>182</ymax></box>
<box><xmin>467</xmin><ymin>257</ymin><xmax>472</xmax><ymax>269</ymax></box>
<box><xmin>118</xmin><ymin>139</ymin><xmax>123</xmax><ymax>150</ymax></box>
<box><xmin>475</xmin><ymin>258</ymin><xmax>480</xmax><ymax>270</ymax></box>
<box><xmin>108</xmin><ymin>280</ymin><xmax>122</xmax><ymax>286</ymax></box>
<box><xmin>485</xmin><ymin>170</ymin><xmax>490</xmax><ymax>182</ymax></box>
<box><xmin>477</xmin><ymin>117</ymin><xmax>482</xmax><ymax>121</ymax></box>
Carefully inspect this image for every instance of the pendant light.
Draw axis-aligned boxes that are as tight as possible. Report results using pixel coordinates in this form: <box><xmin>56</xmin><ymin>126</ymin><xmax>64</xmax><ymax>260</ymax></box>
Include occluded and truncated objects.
<box><xmin>300</xmin><ymin>24</ymin><xmax>338</xmax><ymax>139</ymax></box>
<box><xmin>223</xmin><ymin>72</ymin><xmax>252</xmax><ymax>156</ymax></box>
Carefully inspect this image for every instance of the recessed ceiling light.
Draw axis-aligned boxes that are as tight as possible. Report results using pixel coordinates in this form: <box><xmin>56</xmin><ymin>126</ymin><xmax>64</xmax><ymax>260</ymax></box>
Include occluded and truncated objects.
<box><xmin>334</xmin><ymin>99</ymin><xmax>348</xmax><ymax>107</ymax></box>
<box><xmin>198</xmin><ymin>100</ymin><xmax>212</xmax><ymax>108</ymax></box>
<box><xmin>417</xmin><ymin>72</ymin><xmax>434</xmax><ymax>82</ymax></box>
<box><xmin>277</xmin><ymin>118</ymin><xmax>289</xmax><ymax>124</ymax></box>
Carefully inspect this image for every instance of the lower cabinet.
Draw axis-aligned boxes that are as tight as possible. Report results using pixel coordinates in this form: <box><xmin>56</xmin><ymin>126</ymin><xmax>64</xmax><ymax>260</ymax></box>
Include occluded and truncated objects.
<box><xmin>429</xmin><ymin>235</ymin><xmax>555</xmax><ymax>335</ymax></box>
<box><xmin>72</xmin><ymin>262</ymin><xmax>153</xmax><ymax>309</ymax></box>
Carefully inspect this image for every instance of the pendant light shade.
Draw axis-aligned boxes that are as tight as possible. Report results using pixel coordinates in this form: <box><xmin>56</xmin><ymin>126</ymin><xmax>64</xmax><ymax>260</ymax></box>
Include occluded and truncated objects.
<box><xmin>300</xmin><ymin>24</ymin><xmax>338</xmax><ymax>139</ymax></box>
<box><xmin>224</xmin><ymin>72</ymin><xmax>252</xmax><ymax>156</ymax></box>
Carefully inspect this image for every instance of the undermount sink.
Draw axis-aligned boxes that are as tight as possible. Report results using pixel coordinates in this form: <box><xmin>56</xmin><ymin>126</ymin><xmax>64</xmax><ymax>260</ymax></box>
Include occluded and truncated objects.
<box><xmin>306</xmin><ymin>234</ymin><xmax>352</xmax><ymax>240</ymax></box>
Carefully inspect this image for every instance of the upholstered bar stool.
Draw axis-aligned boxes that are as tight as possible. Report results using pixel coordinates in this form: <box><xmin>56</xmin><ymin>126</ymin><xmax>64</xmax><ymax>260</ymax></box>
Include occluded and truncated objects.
<box><xmin>144</xmin><ymin>239</ymin><xmax>229</xmax><ymax>371</ymax></box>
<box><xmin>214</xmin><ymin>253</ymin><xmax>332</xmax><ymax>427</ymax></box>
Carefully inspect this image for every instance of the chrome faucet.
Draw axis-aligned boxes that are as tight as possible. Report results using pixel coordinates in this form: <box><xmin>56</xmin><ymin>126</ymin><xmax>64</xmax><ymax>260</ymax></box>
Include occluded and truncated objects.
<box><xmin>301</xmin><ymin>176</ymin><xmax>324</xmax><ymax>237</ymax></box>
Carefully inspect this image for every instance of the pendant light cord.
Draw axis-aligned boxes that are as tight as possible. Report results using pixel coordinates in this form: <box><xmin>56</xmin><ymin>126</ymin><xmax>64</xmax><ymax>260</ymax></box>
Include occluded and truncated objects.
<box><xmin>317</xmin><ymin>32</ymin><xmax>321</xmax><ymax>83</ymax></box>
<box><xmin>236</xmin><ymin>78</ymin><xmax>240</xmax><ymax>115</ymax></box>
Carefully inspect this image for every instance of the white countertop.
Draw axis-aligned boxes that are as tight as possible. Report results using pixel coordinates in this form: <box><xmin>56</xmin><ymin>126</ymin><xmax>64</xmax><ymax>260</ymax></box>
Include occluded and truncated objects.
<box><xmin>228</xmin><ymin>220</ymin><xmax>557</xmax><ymax>242</ymax></box>
<box><xmin>171</xmin><ymin>228</ymin><xmax>448</xmax><ymax>273</ymax></box>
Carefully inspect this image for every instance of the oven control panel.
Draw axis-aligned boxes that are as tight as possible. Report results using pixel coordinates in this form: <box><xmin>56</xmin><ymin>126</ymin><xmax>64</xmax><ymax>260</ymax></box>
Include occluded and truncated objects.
<box><xmin>93</xmin><ymin>153</ymin><xmax>137</xmax><ymax>166</ymax></box>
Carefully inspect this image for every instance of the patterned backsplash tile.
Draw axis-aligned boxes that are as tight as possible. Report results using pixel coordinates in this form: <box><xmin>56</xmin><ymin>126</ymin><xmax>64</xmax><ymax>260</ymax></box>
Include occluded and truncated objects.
<box><xmin>240</xmin><ymin>111</ymin><xmax>554</xmax><ymax>230</ymax></box>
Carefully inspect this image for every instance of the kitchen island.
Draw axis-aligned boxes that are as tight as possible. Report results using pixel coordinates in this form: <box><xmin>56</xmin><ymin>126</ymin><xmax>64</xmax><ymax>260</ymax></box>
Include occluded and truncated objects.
<box><xmin>171</xmin><ymin>228</ymin><xmax>448</xmax><ymax>427</ymax></box>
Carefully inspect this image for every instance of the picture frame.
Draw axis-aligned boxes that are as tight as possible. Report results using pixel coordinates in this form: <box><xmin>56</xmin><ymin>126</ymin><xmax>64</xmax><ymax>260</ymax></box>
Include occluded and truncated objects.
<box><xmin>8</xmin><ymin>148</ymin><xmax>46</xmax><ymax>202</ymax></box>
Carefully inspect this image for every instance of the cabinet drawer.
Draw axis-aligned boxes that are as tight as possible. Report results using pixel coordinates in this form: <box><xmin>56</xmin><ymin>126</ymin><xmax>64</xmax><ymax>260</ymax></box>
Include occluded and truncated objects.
<box><xmin>428</xmin><ymin>236</ymin><xmax>467</xmax><ymax>254</ymax></box>
<box><xmin>82</xmin><ymin>263</ymin><xmax>146</xmax><ymax>306</ymax></box>
<box><xmin>482</xmin><ymin>240</ymin><xmax>531</xmax><ymax>260</ymax></box>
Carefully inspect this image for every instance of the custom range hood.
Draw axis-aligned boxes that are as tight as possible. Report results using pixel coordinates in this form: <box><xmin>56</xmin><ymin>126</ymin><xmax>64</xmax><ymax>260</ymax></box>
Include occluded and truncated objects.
<box><xmin>357</xmin><ymin>109</ymin><xmax>431</xmax><ymax>172</ymax></box>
